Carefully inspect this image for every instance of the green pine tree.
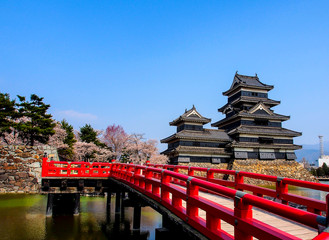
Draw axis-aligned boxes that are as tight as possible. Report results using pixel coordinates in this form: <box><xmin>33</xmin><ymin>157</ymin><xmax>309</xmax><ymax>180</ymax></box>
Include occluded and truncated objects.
<box><xmin>58</xmin><ymin>119</ymin><xmax>76</xmax><ymax>159</ymax></box>
<box><xmin>0</xmin><ymin>93</ymin><xmax>16</xmax><ymax>142</ymax></box>
<box><xmin>16</xmin><ymin>94</ymin><xmax>55</xmax><ymax>146</ymax></box>
<box><xmin>80</xmin><ymin>124</ymin><xmax>97</xmax><ymax>143</ymax></box>
<box><xmin>322</xmin><ymin>163</ymin><xmax>329</xmax><ymax>176</ymax></box>
<box><xmin>316</xmin><ymin>167</ymin><xmax>325</xmax><ymax>177</ymax></box>
<box><xmin>79</xmin><ymin>124</ymin><xmax>105</xmax><ymax>147</ymax></box>
<box><xmin>310</xmin><ymin>168</ymin><xmax>317</xmax><ymax>176</ymax></box>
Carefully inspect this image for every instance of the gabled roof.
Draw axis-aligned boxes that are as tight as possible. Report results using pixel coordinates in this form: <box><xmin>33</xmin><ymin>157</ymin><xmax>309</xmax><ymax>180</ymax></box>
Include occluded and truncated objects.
<box><xmin>160</xmin><ymin>129</ymin><xmax>231</xmax><ymax>143</ymax></box>
<box><xmin>211</xmin><ymin>110</ymin><xmax>290</xmax><ymax>128</ymax></box>
<box><xmin>248</xmin><ymin>102</ymin><xmax>273</xmax><ymax>115</ymax></box>
<box><xmin>223</xmin><ymin>72</ymin><xmax>274</xmax><ymax>96</ymax></box>
<box><xmin>218</xmin><ymin>96</ymin><xmax>280</xmax><ymax>113</ymax></box>
<box><xmin>169</xmin><ymin>105</ymin><xmax>211</xmax><ymax>126</ymax></box>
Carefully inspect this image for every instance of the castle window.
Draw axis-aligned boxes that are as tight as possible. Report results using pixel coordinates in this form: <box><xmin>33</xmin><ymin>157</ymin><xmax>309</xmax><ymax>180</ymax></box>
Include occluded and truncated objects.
<box><xmin>255</xmin><ymin>119</ymin><xmax>268</xmax><ymax>126</ymax></box>
<box><xmin>259</xmin><ymin>137</ymin><xmax>273</xmax><ymax>144</ymax></box>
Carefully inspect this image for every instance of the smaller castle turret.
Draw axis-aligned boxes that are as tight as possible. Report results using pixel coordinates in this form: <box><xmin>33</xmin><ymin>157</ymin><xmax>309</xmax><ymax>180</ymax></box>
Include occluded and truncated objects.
<box><xmin>161</xmin><ymin>106</ymin><xmax>231</xmax><ymax>164</ymax></box>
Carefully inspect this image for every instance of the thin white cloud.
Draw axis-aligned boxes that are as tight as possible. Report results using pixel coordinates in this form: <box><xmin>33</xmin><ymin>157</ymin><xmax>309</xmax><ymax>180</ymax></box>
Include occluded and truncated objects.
<box><xmin>59</xmin><ymin>110</ymin><xmax>98</xmax><ymax>120</ymax></box>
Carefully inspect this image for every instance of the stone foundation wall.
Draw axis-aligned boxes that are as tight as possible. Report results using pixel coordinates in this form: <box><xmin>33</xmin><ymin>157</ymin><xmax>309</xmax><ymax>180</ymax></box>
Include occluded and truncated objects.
<box><xmin>178</xmin><ymin>159</ymin><xmax>317</xmax><ymax>186</ymax></box>
<box><xmin>178</xmin><ymin>162</ymin><xmax>230</xmax><ymax>179</ymax></box>
<box><xmin>231</xmin><ymin>159</ymin><xmax>317</xmax><ymax>185</ymax></box>
<box><xmin>0</xmin><ymin>145</ymin><xmax>58</xmax><ymax>193</ymax></box>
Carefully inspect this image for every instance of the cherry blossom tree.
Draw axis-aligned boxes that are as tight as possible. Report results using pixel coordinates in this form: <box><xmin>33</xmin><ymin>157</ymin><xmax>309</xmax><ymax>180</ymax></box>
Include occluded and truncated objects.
<box><xmin>73</xmin><ymin>128</ymin><xmax>113</xmax><ymax>162</ymax></box>
<box><xmin>0</xmin><ymin>116</ymin><xmax>29</xmax><ymax>145</ymax></box>
<box><xmin>126</xmin><ymin>133</ymin><xmax>168</xmax><ymax>164</ymax></box>
<box><xmin>102</xmin><ymin>124</ymin><xmax>129</xmax><ymax>160</ymax></box>
<box><xmin>47</xmin><ymin>122</ymin><xmax>68</xmax><ymax>150</ymax></box>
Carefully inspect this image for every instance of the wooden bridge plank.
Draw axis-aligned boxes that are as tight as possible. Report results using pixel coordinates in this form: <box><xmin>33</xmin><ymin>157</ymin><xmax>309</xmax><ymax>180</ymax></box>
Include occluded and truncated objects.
<box><xmin>196</xmin><ymin>191</ymin><xmax>318</xmax><ymax>240</ymax></box>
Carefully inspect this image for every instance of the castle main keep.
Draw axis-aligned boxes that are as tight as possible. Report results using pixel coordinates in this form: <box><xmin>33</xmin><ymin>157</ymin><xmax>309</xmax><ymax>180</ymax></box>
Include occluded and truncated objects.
<box><xmin>161</xmin><ymin>72</ymin><xmax>302</xmax><ymax>164</ymax></box>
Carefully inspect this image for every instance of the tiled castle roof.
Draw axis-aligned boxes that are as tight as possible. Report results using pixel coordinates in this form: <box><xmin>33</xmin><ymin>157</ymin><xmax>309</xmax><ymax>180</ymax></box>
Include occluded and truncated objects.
<box><xmin>223</xmin><ymin>72</ymin><xmax>274</xmax><ymax>96</ymax></box>
<box><xmin>169</xmin><ymin>105</ymin><xmax>211</xmax><ymax>126</ymax></box>
<box><xmin>161</xmin><ymin>129</ymin><xmax>231</xmax><ymax>143</ymax></box>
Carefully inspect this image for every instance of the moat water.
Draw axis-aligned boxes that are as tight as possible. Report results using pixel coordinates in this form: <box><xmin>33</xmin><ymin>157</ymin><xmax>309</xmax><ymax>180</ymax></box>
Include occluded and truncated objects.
<box><xmin>0</xmin><ymin>182</ymin><xmax>328</xmax><ymax>240</ymax></box>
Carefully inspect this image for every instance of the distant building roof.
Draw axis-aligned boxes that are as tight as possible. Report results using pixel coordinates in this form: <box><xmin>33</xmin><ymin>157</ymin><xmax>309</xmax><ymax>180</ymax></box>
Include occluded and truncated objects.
<box><xmin>161</xmin><ymin>129</ymin><xmax>231</xmax><ymax>143</ymax></box>
<box><xmin>169</xmin><ymin>105</ymin><xmax>211</xmax><ymax>126</ymax></box>
<box><xmin>223</xmin><ymin>72</ymin><xmax>274</xmax><ymax>96</ymax></box>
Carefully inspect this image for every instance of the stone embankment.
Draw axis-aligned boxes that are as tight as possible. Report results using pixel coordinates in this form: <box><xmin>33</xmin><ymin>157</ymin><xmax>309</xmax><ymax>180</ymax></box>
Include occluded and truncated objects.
<box><xmin>179</xmin><ymin>159</ymin><xmax>317</xmax><ymax>186</ymax></box>
<box><xmin>0</xmin><ymin>145</ymin><xmax>58</xmax><ymax>193</ymax></box>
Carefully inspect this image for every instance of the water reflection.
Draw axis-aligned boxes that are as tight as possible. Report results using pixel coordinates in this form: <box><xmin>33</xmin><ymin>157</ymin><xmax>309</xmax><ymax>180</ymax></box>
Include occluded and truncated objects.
<box><xmin>0</xmin><ymin>194</ymin><xmax>161</xmax><ymax>240</ymax></box>
<box><xmin>288</xmin><ymin>181</ymin><xmax>329</xmax><ymax>201</ymax></box>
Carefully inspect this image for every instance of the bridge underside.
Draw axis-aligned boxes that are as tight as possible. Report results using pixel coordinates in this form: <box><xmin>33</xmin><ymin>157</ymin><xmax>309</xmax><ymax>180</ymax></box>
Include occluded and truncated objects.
<box><xmin>41</xmin><ymin>177</ymin><xmax>208</xmax><ymax>240</ymax></box>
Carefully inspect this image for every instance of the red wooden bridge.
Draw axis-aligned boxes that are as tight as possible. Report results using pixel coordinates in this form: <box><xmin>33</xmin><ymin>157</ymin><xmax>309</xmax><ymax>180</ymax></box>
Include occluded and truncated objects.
<box><xmin>41</xmin><ymin>158</ymin><xmax>329</xmax><ymax>240</ymax></box>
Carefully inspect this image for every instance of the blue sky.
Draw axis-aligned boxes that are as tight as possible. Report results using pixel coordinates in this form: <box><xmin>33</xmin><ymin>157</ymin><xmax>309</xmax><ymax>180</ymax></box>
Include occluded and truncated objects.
<box><xmin>1</xmin><ymin>1</ymin><xmax>329</xmax><ymax>151</ymax></box>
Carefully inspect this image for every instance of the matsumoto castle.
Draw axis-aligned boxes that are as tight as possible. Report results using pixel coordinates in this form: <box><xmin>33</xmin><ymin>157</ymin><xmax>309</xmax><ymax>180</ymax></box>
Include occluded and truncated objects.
<box><xmin>161</xmin><ymin>72</ymin><xmax>301</xmax><ymax>164</ymax></box>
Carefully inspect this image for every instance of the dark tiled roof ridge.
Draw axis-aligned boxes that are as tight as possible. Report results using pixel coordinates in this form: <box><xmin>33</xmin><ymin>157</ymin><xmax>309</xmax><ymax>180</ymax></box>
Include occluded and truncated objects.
<box><xmin>234</xmin><ymin>72</ymin><xmax>272</xmax><ymax>87</ymax></box>
<box><xmin>235</xmin><ymin>72</ymin><xmax>258</xmax><ymax>80</ymax></box>
<box><xmin>170</xmin><ymin>105</ymin><xmax>211</xmax><ymax>125</ymax></box>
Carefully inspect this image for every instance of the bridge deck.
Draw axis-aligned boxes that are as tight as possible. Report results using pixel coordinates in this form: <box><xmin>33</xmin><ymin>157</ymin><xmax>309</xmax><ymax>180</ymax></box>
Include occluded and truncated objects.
<box><xmin>190</xmin><ymin>191</ymin><xmax>318</xmax><ymax>240</ymax></box>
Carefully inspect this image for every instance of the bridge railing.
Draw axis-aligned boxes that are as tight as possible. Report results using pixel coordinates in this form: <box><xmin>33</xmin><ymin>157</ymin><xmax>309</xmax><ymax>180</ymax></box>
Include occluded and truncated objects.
<box><xmin>146</xmin><ymin>163</ymin><xmax>329</xmax><ymax>215</ymax></box>
<box><xmin>41</xmin><ymin>158</ymin><xmax>113</xmax><ymax>178</ymax></box>
<box><xmin>111</xmin><ymin>163</ymin><xmax>329</xmax><ymax>240</ymax></box>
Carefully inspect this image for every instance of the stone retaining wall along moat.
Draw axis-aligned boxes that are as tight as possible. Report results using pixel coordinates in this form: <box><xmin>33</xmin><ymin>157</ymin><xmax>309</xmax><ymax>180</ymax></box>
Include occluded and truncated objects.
<box><xmin>0</xmin><ymin>145</ymin><xmax>58</xmax><ymax>193</ymax></box>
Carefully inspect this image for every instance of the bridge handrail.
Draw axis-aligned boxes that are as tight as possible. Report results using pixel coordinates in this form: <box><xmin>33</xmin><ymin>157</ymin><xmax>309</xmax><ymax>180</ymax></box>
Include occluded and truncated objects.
<box><xmin>41</xmin><ymin>159</ymin><xmax>329</xmax><ymax>220</ymax></box>
<box><xmin>42</xmin><ymin>158</ymin><xmax>112</xmax><ymax>177</ymax></box>
<box><xmin>146</xmin><ymin>163</ymin><xmax>329</xmax><ymax>214</ymax></box>
<box><xmin>111</xmin><ymin>163</ymin><xmax>327</xmax><ymax>240</ymax></box>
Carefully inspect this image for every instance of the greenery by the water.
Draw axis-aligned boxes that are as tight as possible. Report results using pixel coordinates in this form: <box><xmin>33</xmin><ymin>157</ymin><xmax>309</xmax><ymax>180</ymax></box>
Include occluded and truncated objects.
<box><xmin>0</xmin><ymin>194</ymin><xmax>162</xmax><ymax>240</ymax></box>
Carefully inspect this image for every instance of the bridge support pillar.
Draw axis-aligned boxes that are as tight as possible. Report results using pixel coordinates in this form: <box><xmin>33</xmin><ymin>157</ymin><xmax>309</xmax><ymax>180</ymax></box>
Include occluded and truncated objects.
<box><xmin>106</xmin><ymin>192</ymin><xmax>112</xmax><ymax>222</ymax></box>
<box><xmin>115</xmin><ymin>191</ymin><xmax>121</xmax><ymax>214</ymax></box>
<box><xmin>73</xmin><ymin>193</ymin><xmax>80</xmax><ymax>216</ymax></box>
<box><xmin>155</xmin><ymin>227</ymin><xmax>171</xmax><ymax>240</ymax></box>
<box><xmin>121</xmin><ymin>192</ymin><xmax>126</xmax><ymax>219</ymax></box>
<box><xmin>132</xmin><ymin>205</ymin><xmax>141</xmax><ymax>231</ymax></box>
<box><xmin>154</xmin><ymin>215</ymin><xmax>172</xmax><ymax>239</ymax></box>
<box><xmin>46</xmin><ymin>193</ymin><xmax>54</xmax><ymax>217</ymax></box>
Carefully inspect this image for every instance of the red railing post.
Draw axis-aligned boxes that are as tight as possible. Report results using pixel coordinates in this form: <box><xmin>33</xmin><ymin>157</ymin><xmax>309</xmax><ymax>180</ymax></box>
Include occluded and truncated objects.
<box><xmin>145</xmin><ymin>168</ymin><xmax>152</xmax><ymax>192</ymax></box>
<box><xmin>186</xmin><ymin>177</ymin><xmax>199</xmax><ymax>221</ymax></box>
<box><xmin>188</xmin><ymin>167</ymin><xmax>194</xmax><ymax>177</ymax></box>
<box><xmin>126</xmin><ymin>164</ymin><xmax>133</xmax><ymax>182</ymax></box>
<box><xmin>207</xmin><ymin>168</ymin><xmax>214</xmax><ymax>181</ymax></box>
<box><xmin>235</xmin><ymin>171</ymin><xmax>244</xmax><ymax>191</ymax></box>
<box><xmin>234</xmin><ymin>191</ymin><xmax>252</xmax><ymax>240</ymax></box>
<box><xmin>41</xmin><ymin>157</ymin><xmax>48</xmax><ymax>177</ymax></box>
<box><xmin>161</xmin><ymin>170</ymin><xmax>171</xmax><ymax>204</ymax></box>
<box><xmin>206</xmin><ymin>212</ymin><xmax>220</xmax><ymax>233</ymax></box>
<box><xmin>276</xmin><ymin>177</ymin><xmax>288</xmax><ymax>205</ymax></box>
<box><xmin>173</xmin><ymin>167</ymin><xmax>179</xmax><ymax>183</ymax></box>
<box><xmin>139</xmin><ymin>168</ymin><xmax>146</xmax><ymax>189</ymax></box>
<box><xmin>134</xmin><ymin>167</ymin><xmax>141</xmax><ymax>186</ymax></box>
